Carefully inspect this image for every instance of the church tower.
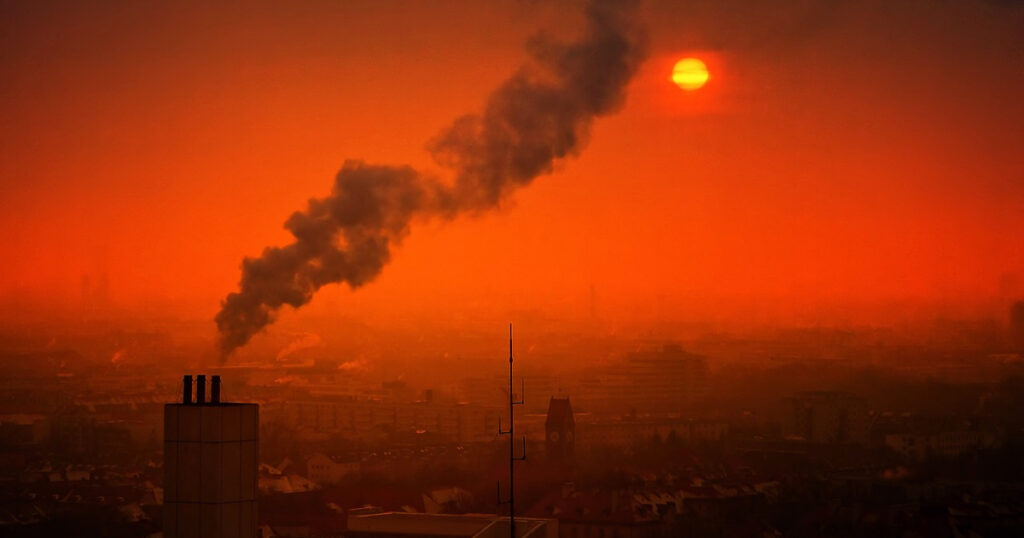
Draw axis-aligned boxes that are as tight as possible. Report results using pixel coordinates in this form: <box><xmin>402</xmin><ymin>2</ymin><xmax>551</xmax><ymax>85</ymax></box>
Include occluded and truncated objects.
<box><xmin>545</xmin><ymin>397</ymin><xmax>575</xmax><ymax>462</ymax></box>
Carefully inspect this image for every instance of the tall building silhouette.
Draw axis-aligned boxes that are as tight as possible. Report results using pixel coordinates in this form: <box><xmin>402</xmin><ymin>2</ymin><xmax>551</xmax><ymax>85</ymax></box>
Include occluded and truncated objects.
<box><xmin>164</xmin><ymin>375</ymin><xmax>258</xmax><ymax>538</ymax></box>
<box><xmin>786</xmin><ymin>391</ymin><xmax>868</xmax><ymax>444</ymax></box>
<box><xmin>545</xmin><ymin>397</ymin><xmax>575</xmax><ymax>462</ymax></box>
<box><xmin>1011</xmin><ymin>300</ymin><xmax>1024</xmax><ymax>352</ymax></box>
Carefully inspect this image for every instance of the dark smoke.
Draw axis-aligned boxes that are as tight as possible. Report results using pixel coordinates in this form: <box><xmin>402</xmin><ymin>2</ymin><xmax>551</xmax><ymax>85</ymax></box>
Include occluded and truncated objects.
<box><xmin>216</xmin><ymin>0</ymin><xmax>647</xmax><ymax>356</ymax></box>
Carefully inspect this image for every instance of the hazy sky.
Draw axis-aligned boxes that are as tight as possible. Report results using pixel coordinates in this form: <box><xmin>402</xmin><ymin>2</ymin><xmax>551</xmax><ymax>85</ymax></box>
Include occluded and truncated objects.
<box><xmin>1</xmin><ymin>0</ymin><xmax>1022</xmax><ymax>332</ymax></box>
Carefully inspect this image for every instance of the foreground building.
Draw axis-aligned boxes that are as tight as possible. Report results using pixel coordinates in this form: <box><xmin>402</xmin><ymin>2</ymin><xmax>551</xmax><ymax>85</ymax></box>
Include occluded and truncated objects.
<box><xmin>164</xmin><ymin>375</ymin><xmax>259</xmax><ymax>538</ymax></box>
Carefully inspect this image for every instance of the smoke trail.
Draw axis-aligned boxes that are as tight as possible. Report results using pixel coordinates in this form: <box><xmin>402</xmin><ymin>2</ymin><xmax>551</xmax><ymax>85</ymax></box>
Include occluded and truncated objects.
<box><xmin>276</xmin><ymin>332</ymin><xmax>324</xmax><ymax>361</ymax></box>
<box><xmin>216</xmin><ymin>0</ymin><xmax>646</xmax><ymax>356</ymax></box>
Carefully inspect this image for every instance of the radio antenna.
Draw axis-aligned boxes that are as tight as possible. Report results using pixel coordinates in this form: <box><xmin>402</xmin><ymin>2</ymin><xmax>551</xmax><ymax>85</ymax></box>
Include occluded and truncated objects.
<box><xmin>497</xmin><ymin>323</ymin><xmax>526</xmax><ymax>535</ymax></box>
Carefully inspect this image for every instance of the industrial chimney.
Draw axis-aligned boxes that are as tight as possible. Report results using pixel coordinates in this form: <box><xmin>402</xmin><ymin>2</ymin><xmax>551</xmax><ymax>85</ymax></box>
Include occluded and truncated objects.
<box><xmin>165</xmin><ymin>375</ymin><xmax>259</xmax><ymax>537</ymax></box>
<box><xmin>196</xmin><ymin>374</ymin><xmax>206</xmax><ymax>404</ymax></box>
<box><xmin>182</xmin><ymin>375</ymin><xmax>192</xmax><ymax>404</ymax></box>
<box><xmin>211</xmin><ymin>375</ymin><xmax>221</xmax><ymax>404</ymax></box>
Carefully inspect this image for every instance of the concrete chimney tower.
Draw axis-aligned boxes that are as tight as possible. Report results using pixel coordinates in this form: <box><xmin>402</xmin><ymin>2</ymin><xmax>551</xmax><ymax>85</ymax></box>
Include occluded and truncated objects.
<box><xmin>164</xmin><ymin>375</ymin><xmax>258</xmax><ymax>538</ymax></box>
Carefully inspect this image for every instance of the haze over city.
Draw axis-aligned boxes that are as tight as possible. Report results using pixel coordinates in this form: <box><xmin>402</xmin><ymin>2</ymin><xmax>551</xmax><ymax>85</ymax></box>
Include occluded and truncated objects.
<box><xmin>3</xmin><ymin>0</ymin><xmax>1022</xmax><ymax>340</ymax></box>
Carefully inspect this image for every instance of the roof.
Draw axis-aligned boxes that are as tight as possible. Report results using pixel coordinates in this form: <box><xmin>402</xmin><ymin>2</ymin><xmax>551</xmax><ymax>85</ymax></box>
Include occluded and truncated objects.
<box><xmin>546</xmin><ymin>398</ymin><xmax>574</xmax><ymax>429</ymax></box>
<box><xmin>349</xmin><ymin>512</ymin><xmax>493</xmax><ymax>535</ymax></box>
<box><xmin>525</xmin><ymin>488</ymin><xmax>659</xmax><ymax>525</ymax></box>
<box><xmin>347</xmin><ymin>512</ymin><xmax>553</xmax><ymax>537</ymax></box>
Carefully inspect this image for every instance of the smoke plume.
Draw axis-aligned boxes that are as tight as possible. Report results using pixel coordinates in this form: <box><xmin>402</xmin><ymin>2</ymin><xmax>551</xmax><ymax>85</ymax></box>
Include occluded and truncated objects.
<box><xmin>216</xmin><ymin>0</ymin><xmax>646</xmax><ymax>356</ymax></box>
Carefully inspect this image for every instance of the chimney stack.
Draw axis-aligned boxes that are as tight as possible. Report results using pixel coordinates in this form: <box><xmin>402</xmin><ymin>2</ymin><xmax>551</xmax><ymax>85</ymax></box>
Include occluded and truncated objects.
<box><xmin>196</xmin><ymin>374</ymin><xmax>206</xmax><ymax>404</ymax></box>
<box><xmin>182</xmin><ymin>375</ymin><xmax>193</xmax><ymax>404</ymax></box>
<box><xmin>165</xmin><ymin>374</ymin><xmax>258</xmax><ymax>536</ymax></box>
<box><xmin>211</xmin><ymin>375</ymin><xmax>221</xmax><ymax>404</ymax></box>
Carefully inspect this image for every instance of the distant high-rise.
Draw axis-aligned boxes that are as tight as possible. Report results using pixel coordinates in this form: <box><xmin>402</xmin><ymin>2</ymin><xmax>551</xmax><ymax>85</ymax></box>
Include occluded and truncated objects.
<box><xmin>1010</xmin><ymin>300</ymin><xmax>1024</xmax><ymax>352</ymax></box>
<box><xmin>164</xmin><ymin>375</ymin><xmax>258</xmax><ymax>538</ymax></box>
<box><xmin>786</xmin><ymin>391</ymin><xmax>868</xmax><ymax>445</ymax></box>
<box><xmin>576</xmin><ymin>344</ymin><xmax>709</xmax><ymax>415</ymax></box>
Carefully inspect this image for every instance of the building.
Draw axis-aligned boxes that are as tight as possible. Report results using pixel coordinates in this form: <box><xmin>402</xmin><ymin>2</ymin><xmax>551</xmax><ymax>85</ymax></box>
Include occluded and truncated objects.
<box><xmin>526</xmin><ymin>483</ymin><xmax>776</xmax><ymax>538</ymax></box>
<box><xmin>574</xmin><ymin>345</ymin><xmax>709</xmax><ymax>415</ymax></box>
<box><xmin>164</xmin><ymin>375</ymin><xmax>259</xmax><ymax>538</ymax></box>
<box><xmin>526</xmin><ymin>487</ymin><xmax>666</xmax><ymax>538</ymax></box>
<box><xmin>0</xmin><ymin>414</ymin><xmax>49</xmax><ymax>447</ymax></box>
<box><xmin>346</xmin><ymin>507</ymin><xmax>557</xmax><ymax>538</ymax></box>
<box><xmin>545</xmin><ymin>398</ymin><xmax>575</xmax><ymax>463</ymax></box>
<box><xmin>576</xmin><ymin>418</ymin><xmax>728</xmax><ymax>451</ymax></box>
<box><xmin>305</xmin><ymin>452</ymin><xmax>360</xmax><ymax>485</ymax></box>
<box><xmin>785</xmin><ymin>391</ymin><xmax>869</xmax><ymax>444</ymax></box>
<box><xmin>885</xmin><ymin>430</ymin><xmax>1000</xmax><ymax>460</ymax></box>
<box><xmin>1011</xmin><ymin>300</ymin><xmax>1024</xmax><ymax>352</ymax></box>
<box><xmin>281</xmin><ymin>398</ymin><xmax>500</xmax><ymax>443</ymax></box>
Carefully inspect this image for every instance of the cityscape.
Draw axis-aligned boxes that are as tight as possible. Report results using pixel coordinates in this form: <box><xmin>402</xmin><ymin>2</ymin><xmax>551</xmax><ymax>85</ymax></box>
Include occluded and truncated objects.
<box><xmin>1</xmin><ymin>315</ymin><xmax>1022</xmax><ymax>536</ymax></box>
<box><xmin>2</xmin><ymin>0</ymin><xmax>1023</xmax><ymax>537</ymax></box>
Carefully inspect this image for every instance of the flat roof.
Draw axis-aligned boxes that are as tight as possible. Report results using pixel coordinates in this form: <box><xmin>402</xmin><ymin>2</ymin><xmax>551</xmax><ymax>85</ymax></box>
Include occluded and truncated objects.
<box><xmin>348</xmin><ymin>512</ymin><xmax>551</xmax><ymax>537</ymax></box>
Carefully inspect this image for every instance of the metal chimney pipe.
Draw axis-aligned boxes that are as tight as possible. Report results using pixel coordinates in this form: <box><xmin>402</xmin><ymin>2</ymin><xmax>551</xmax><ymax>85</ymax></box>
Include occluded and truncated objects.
<box><xmin>211</xmin><ymin>375</ymin><xmax>221</xmax><ymax>404</ymax></box>
<box><xmin>182</xmin><ymin>375</ymin><xmax>193</xmax><ymax>404</ymax></box>
<box><xmin>196</xmin><ymin>375</ymin><xmax>206</xmax><ymax>404</ymax></box>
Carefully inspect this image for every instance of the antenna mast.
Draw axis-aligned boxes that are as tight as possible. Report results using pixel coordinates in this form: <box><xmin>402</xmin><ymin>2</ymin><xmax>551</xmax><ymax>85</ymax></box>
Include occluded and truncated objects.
<box><xmin>498</xmin><ymin>323</ymin><xmax>526</xmax><ymax>536</ymax></box>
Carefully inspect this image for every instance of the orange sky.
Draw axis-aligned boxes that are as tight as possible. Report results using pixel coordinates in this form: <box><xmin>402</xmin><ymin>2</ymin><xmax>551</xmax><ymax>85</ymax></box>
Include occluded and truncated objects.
<box><xmin>1</xmin><ymin>0</ymin><xmax>1023</xmax><ymax>333</ymax></box>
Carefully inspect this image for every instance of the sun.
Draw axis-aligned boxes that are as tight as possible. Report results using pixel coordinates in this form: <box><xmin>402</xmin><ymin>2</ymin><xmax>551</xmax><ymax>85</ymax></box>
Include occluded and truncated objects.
<box><xmin>672</xmin><ymin>58</ymin><xmax>709</xmax><ymax>91</ymax></box>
